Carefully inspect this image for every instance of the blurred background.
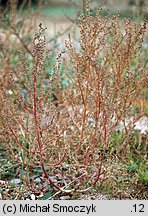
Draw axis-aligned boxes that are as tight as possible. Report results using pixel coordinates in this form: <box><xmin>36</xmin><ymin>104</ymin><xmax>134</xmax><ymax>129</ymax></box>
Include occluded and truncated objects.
<box><xmin>0</xmin><ymin>0</ymin><xmax>148</xmax><ymax>45</ymax></box>
<box><xmin>1</xmin><ymin>0</ymin><xmax>147</xmax><ymax>44</ymax></box>
<box><xmin>0</xmin><ymin>0</ymin><xmax>148</xmax><ymax>18</ymax></box>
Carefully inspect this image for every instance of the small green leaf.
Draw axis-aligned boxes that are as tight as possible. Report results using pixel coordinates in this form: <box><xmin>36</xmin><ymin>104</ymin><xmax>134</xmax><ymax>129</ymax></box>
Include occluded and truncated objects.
<box><xmin>34</xmin><ymin>168</ymin><xmax>43</xmax><ymax>173</ymax></box>
<box><xmin>34</xmin><ymin>166</ymin><xmax>49</xmax><ymax>173</ymax></box>
<box><xmin>40</xmin><ymin>192</ymin><xmax>52</xmax><ymax>200</ymax></box>
<box><xmin>139</xmin><ymin>172</ymin><xmax>148</xmax><ymax>186</ymax></box>
<box><xmin>127</xmin><ymin>164</ymin><xmax>137</xmax><ymax>172</ymax></box>
<box><xmin>65</xmin><ymin>186</ymin><xmax>71</xmax><ymax>191</ymax></box>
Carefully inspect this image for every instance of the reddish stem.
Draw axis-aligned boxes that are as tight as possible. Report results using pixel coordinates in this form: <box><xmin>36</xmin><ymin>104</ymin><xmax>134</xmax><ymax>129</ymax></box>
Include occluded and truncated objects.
<box><xmin>33</xmin><ymin>60</ymin><xmax>62</xmax><ymax>191</ymax></box>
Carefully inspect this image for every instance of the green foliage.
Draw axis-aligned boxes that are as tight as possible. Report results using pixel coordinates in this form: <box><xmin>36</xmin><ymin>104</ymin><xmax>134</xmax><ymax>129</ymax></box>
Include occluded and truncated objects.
<box><xmin>127</xmin><ymin>163</ymin><xmax>138</xmax><ymax>172</ymax></box>
<box><xmin>127</xmin><ymin>131</ymin><xmax>148</xmax><ymax>187</ymax></box>
<box><xmin>139</xmin><ymin>172</ymin><xmax>148</xmax><ymax>186</ymax></box>
<box><xmin>34</xmin><ymin>166</ymin><xmax>49</xmax><ymax>173</ymax></box>
<box><xmin>40</xmin><ymin>191</ymin><xmax>52</xmax><ymax>200</ymax></box>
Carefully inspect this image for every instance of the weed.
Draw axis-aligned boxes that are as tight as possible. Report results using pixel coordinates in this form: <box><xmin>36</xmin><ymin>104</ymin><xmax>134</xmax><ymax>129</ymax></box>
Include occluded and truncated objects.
<box><xmin>64</xmin><ymin>3</ymin><xmax>147</xmax><ymax>191</ymax></box>
<box><xmin>0</xmin><ymin>1</ymin><xmax>147</xmax><ymax>198</ymax></box>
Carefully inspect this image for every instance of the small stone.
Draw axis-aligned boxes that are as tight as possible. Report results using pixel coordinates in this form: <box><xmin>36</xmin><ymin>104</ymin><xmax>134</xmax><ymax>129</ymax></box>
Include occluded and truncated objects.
<box><xmin>48</xmin><ymin>176</ymin><xmax>57</xmax><ymax>183</ymax></box>
<box><xmin>30</xmin><ymin>194</ymin><xmax>36</xmax><ymax>200</ymax></box>
<box><xmin>34</xmin><ymin>177</ymin><xmax>41</xmax><ymax>183</ymax></box>
<box><xmin>60</xmin><ymin>196</ymin><xmax>70</xmax><ymax>200</ymax></box>
<box><xmin>10</xmin><ymin>178</ymin><xmax>21</xmax><ymax>184</ymax></box>
<box><xmin>0</xmin><ymin>180</ymin><xmax>5</xmax><ymax>185</ymax></box>
<box><xmin>7</xmin><ymin>90</ymin><xmax>13</xmax><ymax>95</ymax></box>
